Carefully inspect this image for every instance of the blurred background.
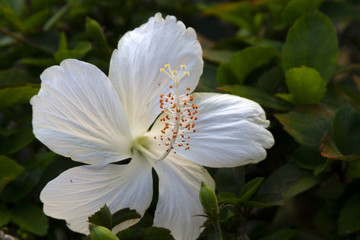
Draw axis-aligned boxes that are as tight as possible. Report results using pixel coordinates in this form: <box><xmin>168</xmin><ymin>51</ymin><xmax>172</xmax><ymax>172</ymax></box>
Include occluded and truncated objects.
<box><xmin>0</xmin><ymin>0</ymin><xmax>360</xmax><ymax>239</ymax></box>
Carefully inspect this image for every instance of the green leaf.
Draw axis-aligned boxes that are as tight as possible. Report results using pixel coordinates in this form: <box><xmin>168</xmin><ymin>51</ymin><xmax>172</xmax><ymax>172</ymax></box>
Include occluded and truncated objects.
<box><xmin>0</xmin><ymin>128</ymin><xmax>34</xmax><ymax>155</ymax></box>
<box><xmin>54</xmin><ymin>41</ymin><xmax>92</xmax><ymax>63</ymax></box>
<box><xmin>11</xmin><ymin>203</ymin><xmax>48</xmax><ymax>236</ymax></box>
<box><xmin>215</xmin><ymin>167</ymin><xmax>244</xmax><ymax>193</ymax></box>
<box><xmin>88</xmin><ymin>204</ymin><xmax>112</xmax><ymax>229</ymax></box>
<box><xmin>216</xmin><ymin>64</ymin><xmax>238</xmax><ymax>86</ymax></box>
<box><xmin>20</xmin><ymin>58</ymin><xmax>56</xmax><ymax>67</ymax></box>
<box><xmin>58</xmin><ymin>32</ymin><xmax>68</xmax><ymax>51</ymax></box>
<box><xmin>86</xmin><ymin>17</ymin><xmax>109</xmax><ymax>50</ymax></box>
<box><xmin>203</xmin><ymin>2</ymin><xmax>254</xmax><ymax>30</ymax></box>
<box><xmin>139</xmin><ymin>227</ymin><xmax>175</xmax><ymax>240</ymax></box>
<box><xmin>0</xmin><ymin>3</ymin><xmax>24</xmax><ymax>31</ymax></box>
<box><xmin>261</xmin><ymin>228</ymin><xmax>297</xmax><ymax>240</ymax></box>
<box><xmin>229</xmin><ymin>47</ymin><xmax>277</xmax><ymax>84</ymax></box>
<box><xmin>238</xmin><ymin>177</ymin><xmax>264</xmax><ymax>201</ymax></box>
<box><xmin>203</xmin><ymin>49</ymin><xmax>232</xmax><ymax>64</ymax></box>
<box><xmin>338</xmin><ymin>193</ymin><xmax>360</xmax><ymax>234</ymax></box>
<box><xmin>0</xmin><ymin>84</ymin><xmax>39</xmax><ymax>109</ymax></box>
<box><xmin>347</xmin><ymin>159</ymin><xmax>360</xmax><ymax>179</ymax></box>
<box><xmin>256</xmin><ymin>66</ymin><xmax>284</xmax><ymax>94</ymax></box>
<box><xmin>282</xmin><ymin>11</ymin><xmax>338</xmax><ymax>82</ymax></box>
<box><xmin>313</xmin><ymin>206</ymin><xmax>336</xmax><ymax>235</ymax></box>
<box><xmin>116</xmin><ymin>228</ymin><xmax>137</xmax><ymax>240</ymax></box>
<box><xmin>23</xmin><ymin>9</ymin><xmax>50</xmax><ymax>31</ymax></box>
<box><xmin>285</xmin><ymin>66</ymin><xmax>327</xmax><ymax>105</ymax></box>
<box><xmin>320</xmin><ymin>1</ymin><xmax>360</xmax><ymax>21</ymax></box>
<box><xmin>259</xmin><ymin>163</ymin><xmax>320</xmax><ymax>202</ymax></box>
<box><xmin>0</xmin><ymin>205</ymin><xmax>11</xmax><ymax>227</ymax></box>
<box><xmin>43</xmin><ymin>3</ymin><xmax>70</xmax><ymax>31</ymax></box>
<box><xmin>320</xmin><ymin>132</ymin><xmax>360</xmax><ymax>161</ymax></box>
<box><xmin>0</xmin><ymin>69</ymin><xmax>38</xmax><ymax>88</ymax></box>
<box><xmin>275</xmin><ymin>105</ymin><xmax>333</xmax><ymax>149</ymax></box>
<box><xmin>111</xmin><ymin>208</ymin><xmax>141</xmax><ymax>228</ymax></box>
<box><xmin>333</xmin><ymin>104</ymin><xmax>360</xmax><ymax>155</ymax></box>
<box><xmin>0</xmin><ymin>156</ymin><xmax>24</xmax><ymax>192</ymax></box>
<box><xmin>219</xmin><ymin>85</ymin><xmax>292</xmax><ymax>111</ymax></box>
<box><xmin>280</xmin><ymin>0</ymin><xmax>322</xmax><ymax>26</ymax></box>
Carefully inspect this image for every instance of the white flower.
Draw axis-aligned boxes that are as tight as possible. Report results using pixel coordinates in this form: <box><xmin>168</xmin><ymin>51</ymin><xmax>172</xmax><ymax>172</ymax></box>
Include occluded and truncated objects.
<box><xmin>31</xmin><ymin>13</ymin><xmax>274</xmax><ymax>240</ymax></box>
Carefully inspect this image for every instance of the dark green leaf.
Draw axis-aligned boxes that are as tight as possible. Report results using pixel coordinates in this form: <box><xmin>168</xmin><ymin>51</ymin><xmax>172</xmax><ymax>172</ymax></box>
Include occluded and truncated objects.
<box><xmin>320</xmin><ymin>131</ymin><xmax>360</xmax><ymax>161</ymax></box>
<box><xmin>338</xmin><ymin>193</ymin><xmax>360</xmax><ymax>234</ymax></box>
<box><xmin>284</xmin><ymin>66</ymin><xmax>327</xmax><ymax>105</ymax></box>
<box><xmin>23</xmin><ymin>9</ymin><xmax>50</xmax><ymax>31</ymax></box>
<box><xmin>88</xmin><ymin>204</ymin><xmax>112</xmax><ymax>229</ymax></box>
<box><xmin>282</xmin><ymin>11</ymin><xmax>338</xmax><ymax>82</ymax></box>
<box><xmin>86</xmin><ymin>17</ymin><xmax>110</xmax><ymax>51</ymax></box>
<box><xmin>139</xmin><ymin>227</ymin><xmax>175</xmax><ymax>240</ymax></box>
<box><xmin>0</xmin><ymin>69</ymin><xmax>38</xmax><ymax>88</ymax></box>
<box><xmin>320</xmin><ymin>1</ymin><xmax>360</xmax><ymax>21</ymax></box>
<box><xmin>0</xmin><ymin>205</ymin><xmax>11</xmax><ymax>227</ymax></box>
<box><xmin>229</xmin><ymin>47</ymin><xmax>277</xmax><ymax>84</ymax></box>
<box><xmin>219</xmin><ymin>85</ymin><xmax>292</xmax><ymax>111</ymax></box>
<box><xmin>203</xmin><ymin>49</ymin><xmax>232</xmax><ymax>64</ymax></box>
<box><xmin>275</xmin><ymin>105</ymin><xmax>333</xmax><ymax>149</ymax></box>
<box><xmin>256</xmin><ymin>66</ymin><xmax>284</xmax><ymax>94</ymax></box>
<box><xmin>215</xmin><ymin>167</ymin><xmax>244</xmax><ymax>193</ymax></box>
<box><xmin>259</xmin><ymin>163</ymin><xmax>320</xmax><ymax>201</ymax></box>
<box><xmin>0</xmin><ymin>128</ymin><xmax>34</xmax><ymax>155</ymax></box>
<box><xmin>116</xmin><ymin>228</ymin><xmax>137</xmax><ymax>240</ymax></box>
<box><xmin>216</xmin><ymin>63</ymin><xmax>238</xmax><ymax>86</ymax></box>
<box><xmin>111</xmin><ymin>208</ymin><xmax>141</xmax><ymax>228</ymax></box>
<box><xmin>313</xmin><ymin>206</ymin><xmax>336</xmax><ymax>235</ymax></box>
<box><xmin>43</xmin><ymin>4</ymin><xmax>70</xmax><ymax>31</ymax></box>
<box><xmin>281</xmin><ymin>0</ymin><xmax>322</xmax><ymax>26</ymax></box>
<box><xmin>238</xmin><ymin>177</ymin><xmax>264</xmax><ymax>201</ymax></box>
<box><xmin>333</xmin><ymin>104</ymin><xmax>360</xmax><ymax>155</ymax></box>
<box><xmin>261</xmin><ymin>228</ymin><xmax>297</xmax><ymax>240</ymax></box>
<box><xmin>54</xmin><ymin>41</ymin><xmax>92</xmax><ymax>63</ymax></box>
<box><xmin>11</xmin><ymin>203</ymin><xmax>48</xmax><ymax>236</ymax></box>
<box><xmin>0</xmin><ymin>84</ymin><xmax>39</xmax><ymax>109</ymax></box>
<box><xmin>0</xmin><ymin>156</ymin><xmax>24</xmax><ymax>192</ymax></box>
<box><xmin>203</xmin><ymin>2</ymin><xmax>254</xmax><ymax>30</ymax></box>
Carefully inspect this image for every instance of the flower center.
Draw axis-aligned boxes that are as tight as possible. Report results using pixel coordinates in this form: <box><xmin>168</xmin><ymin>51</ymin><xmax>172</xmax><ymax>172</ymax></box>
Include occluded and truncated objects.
<box><xmin>154</xmin><ymin>64</ymin><xmax>198</xmax><ymax>160</ymax></box>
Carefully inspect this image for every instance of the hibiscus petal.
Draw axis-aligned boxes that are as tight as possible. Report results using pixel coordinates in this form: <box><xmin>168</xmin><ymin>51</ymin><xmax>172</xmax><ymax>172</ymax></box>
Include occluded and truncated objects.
<box><xmin>109</xmin><ymin>13</ymin><xmax>203</xmax><ymax>137</ymax></box>
<box><xmin>152</xmin><ymin>153</ymin><xmax>215</xmax><ymax>240</ymax></box>
<box><xmin>148</xmin><ymin>93</ymin><xmax>274</xmax><ymax>167</ymax></box>
<box><xmin>31</xmin><ymin>59</ymin><xmax>132</xmax><ymax>165</ymax></box>
<box><xmin>40</xmin><ymin>151</ymin><xmax>153</xmax><ymax>234</ymax></box>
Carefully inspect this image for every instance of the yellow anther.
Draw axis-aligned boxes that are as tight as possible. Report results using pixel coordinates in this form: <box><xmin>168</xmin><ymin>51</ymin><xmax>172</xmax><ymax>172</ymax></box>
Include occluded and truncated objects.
<box><xmin>165</xmin><ymin>64</ymin><xmax>170</xmax><ymax>68</ymax></box>
<box><xmin>173</xmin><ymin>70</ymin><xmax>177</xmax><ymax>74</ymax></box>
<box><xmin>160</xmin><ymin>68</ymin><xmax>165</xmax><ymax>72</ymax></box>
<box><xmin>184</xmin><ymin>71</ymin><xmax>189</xmax><ymax>76</ymax></box>
<box><xmin>181</xmin><ymin>65</ymin><xmax>186</xmax><ymax>69</ymax></box>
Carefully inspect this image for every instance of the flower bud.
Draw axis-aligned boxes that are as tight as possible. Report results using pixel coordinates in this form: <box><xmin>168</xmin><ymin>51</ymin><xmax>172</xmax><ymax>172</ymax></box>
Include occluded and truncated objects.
<box><xmin>199</xmin><ymin>182</ymin><xmax>219</xmax><ymax>219</ymax></box>
<box><xmin>89</xmin><ymin>225</ymin><xmax>118</xmax><ymax>240</ymax></box>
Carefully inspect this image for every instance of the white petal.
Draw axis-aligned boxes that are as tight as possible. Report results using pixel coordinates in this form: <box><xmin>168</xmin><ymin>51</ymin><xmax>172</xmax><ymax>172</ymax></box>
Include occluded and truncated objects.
<box><xmin>148</xmin><ymin>93</ymin><xmax>274</xmax><ymax>167</ymax></box>
<box><xmin>31</xmin><ymin>59</ymin><xmax>132</xmax><ymax>165</ymax></box>
<box><xmin>40</xmin><ymin>152</ymin><xmax>153</xmax><ymax>234</ymax></box>
<box><xmin>109</xmin><ymin>13</ymin><xmax>203</xmax><ymax>137</ymax></box>
<box><xmin>152</xmin><ymin>154</ymin><xmax>215</xmax><ymax>240</ymax></box>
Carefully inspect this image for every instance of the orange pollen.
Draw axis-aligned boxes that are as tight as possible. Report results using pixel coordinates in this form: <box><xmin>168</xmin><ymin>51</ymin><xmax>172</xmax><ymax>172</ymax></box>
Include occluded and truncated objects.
<box><xmin>155</xmin><ymin>64</ymin><xmax>199</xmax><ymax>156</ymax></box>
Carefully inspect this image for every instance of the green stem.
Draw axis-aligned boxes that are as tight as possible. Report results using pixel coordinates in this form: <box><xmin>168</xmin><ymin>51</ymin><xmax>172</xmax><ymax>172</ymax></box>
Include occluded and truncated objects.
<box><xmin>213</xmin><ymin>218</ymin><xmax>223</xmax><ymax>240</ymax></box>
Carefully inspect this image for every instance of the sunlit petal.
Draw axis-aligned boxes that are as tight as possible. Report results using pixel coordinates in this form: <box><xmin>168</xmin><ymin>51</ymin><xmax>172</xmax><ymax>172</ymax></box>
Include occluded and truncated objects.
<box><xmin>109</xmin><ymin>13</ymin><xmax>203</xmax><ymax>137</ymax></box>
<box><xmin>40</xmin><ymin>152</ymin><xmax>153</xmax><ymax>234</ymax></box>
<box><xmin>152</xmin><ymin>153</ymin><xmax>215</xmax><ymax>240</ymax></box>
<box><xmin>31</xmin><ymin>59</ymin><xmax>132</xmax><ymax>165</ymax></box>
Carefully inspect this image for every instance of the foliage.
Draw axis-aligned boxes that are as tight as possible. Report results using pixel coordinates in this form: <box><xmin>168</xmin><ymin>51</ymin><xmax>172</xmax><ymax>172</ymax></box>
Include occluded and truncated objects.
<box><xmin>1</xmin><ymin>0</ymin><xmax>360</xmax><ymax>239</ymax></box>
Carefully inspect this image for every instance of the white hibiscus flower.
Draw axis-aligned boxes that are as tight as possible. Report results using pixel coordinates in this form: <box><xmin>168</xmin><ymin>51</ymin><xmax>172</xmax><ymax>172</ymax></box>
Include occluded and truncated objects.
<box><xmin>31</xmin><ymin>13</ymin><xmax>274</xmax><ymax>240</ymax></box>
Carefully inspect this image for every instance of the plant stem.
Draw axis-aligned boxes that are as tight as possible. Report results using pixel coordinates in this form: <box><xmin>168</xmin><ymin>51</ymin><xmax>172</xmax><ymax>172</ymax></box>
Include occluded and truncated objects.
<box><xmin>213</xmin><ymin>218</ymin><xmax>223</xmax><ymax>240</ymax></box>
